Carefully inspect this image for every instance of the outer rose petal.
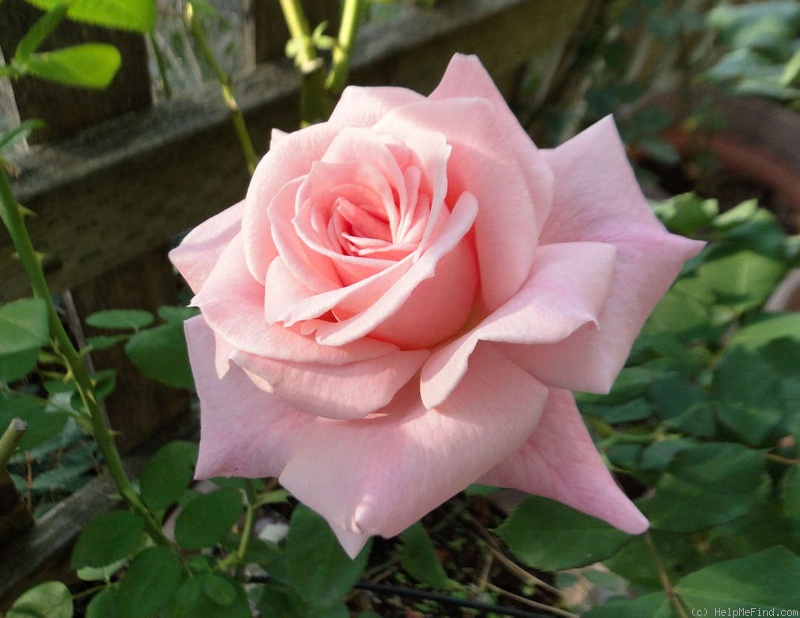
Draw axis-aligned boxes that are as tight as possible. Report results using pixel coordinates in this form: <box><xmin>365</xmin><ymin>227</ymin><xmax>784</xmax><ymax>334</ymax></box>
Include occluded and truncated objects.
<box><xmin>186</xmin><ymin>316</ymin><xmax>312</xmax><ymax>479</ymax></box>
<box><xmin>279</xmin><ymin>344</ymin><xmax>550</xmax><ymax>558</ymax></box>
<box><xmin>328</xmin><ymin>86</ymin><xmax>425</xmax><ymax>127</ymax></box>
<box><xmin>169</xmin><ymin>201</ymin><xmax>244</xmax><ymax>293</ymax></box>
<box><xmin>430</xmin><ymin>54</ymin><xmax>554</xmax><ymax>235</ymax></box>
<box><xmin>480</xmin><ymin>388</ymin><xmax>649</xmax><ymax>535</ymax></box>
<box><xmin>515</xmin><ymin>116</ymin><xmax>705</xmax><ymax>393</ymax></box>
<box><xmin>231</xmin><ymin>347</ymin><xmax>429</xmax><ymax>420</ymax></box>
<box><xmin>421</xmin><ymin>241</ymin><xmax>617</xmax><ymax>408</ymax></box>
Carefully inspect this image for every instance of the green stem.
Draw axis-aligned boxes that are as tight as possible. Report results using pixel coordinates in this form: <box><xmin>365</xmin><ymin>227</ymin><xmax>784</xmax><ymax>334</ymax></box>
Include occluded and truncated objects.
<box><xmin>645</xmin><ymin>532</ymin><xmax>688</xmax><ymax>618</ymax></box>
<box><xmin>0</xmin><ymin>418</ymin><xmax>26</xmax><ymax>470</ymax></box>
<box><xmin>279</xmin><ymin>0</ymin><xmax>331</xmax><ymax>126</ymax></box>
<box><xmin>186</xmin><ymin>2</ymin><xmax>258</xmax><ymax>175</ymax></box>
<box><xmin>235</xmin><ymin>480</ymin><xmax>259</xmax><ymax>567</ymax></box>
<box><xmin>279</xmin><ymin>0</ymin><xmax>316</xmax><ymax>67</ymax></box>
<box><xmin>0</xmin><ymin>169</ymin><xmax>170</xmax><ymax>547</ymax></box>
<box><xmin>327</xmin><ymin>0</ymin><xmax>363</xmax><ymax>95</ymax></box>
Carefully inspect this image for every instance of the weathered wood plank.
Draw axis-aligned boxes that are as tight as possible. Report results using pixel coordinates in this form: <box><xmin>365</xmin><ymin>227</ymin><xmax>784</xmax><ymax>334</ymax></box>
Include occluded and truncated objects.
<box><xmin>2</xmin><ymin>0</ymin><xmax>591</xmax><ymax>304</ymax></box>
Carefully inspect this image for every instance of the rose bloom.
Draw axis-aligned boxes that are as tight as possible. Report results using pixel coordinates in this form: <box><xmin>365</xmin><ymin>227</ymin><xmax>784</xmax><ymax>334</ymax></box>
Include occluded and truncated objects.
<box><xmin>171</xmin><ymin>54</ymin><xmax>704</xmax><ymax>557</ymax></box>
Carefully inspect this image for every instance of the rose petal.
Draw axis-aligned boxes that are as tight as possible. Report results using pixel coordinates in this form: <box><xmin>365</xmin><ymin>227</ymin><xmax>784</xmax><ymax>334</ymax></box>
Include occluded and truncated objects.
<box><xmin>169</xmin><ymin>201</ymin><xmax>244</xmax><ymax>293</ymax></box>
<box><xmin>480</xmin><ymin>388</ymin><xmax>649</xmax><ymax>535</ymax></box>
<box><xmin>328</xmin><ymin>86</ymin><xmax>424</xmax><ymax>128</ymax></box>
<box><xmin>374</xmin><ymin>97</ymin><xmax>540</xmax><ymax>311</ymax></box>
<box><xmin>231</xmin><ymin>347</ymin><xmax>429</xmax><ymax>420</ymax></box>
<box><xmin>430</xmin><ymin>54</ymin><xmax>554</xmax><ymax>245</ymax></box>
<box><xmin>244</xmin><ymin>123</ymin><xmax>340</xmax><ymax>283</ymax></box>
<box><xmin>421</xmin><ymin>241</ymin><xmax>617</xmax><ymax>408</ymax></box>
<box><xmin>186</xmin><ymin>316</ymin><xmax>312</xmax><ymax>479</ymax></box>
<box><xmin>194</xmin><ymin>233</ymin><xmax>399</xmax><ymax>363</ymax></box>
<box><xmin>279</xmin><ymin>343</ymin><xmax>550</xmax><ymax>558</ymax></box>
<box><xmin>312</xmin><ymin>191</ymin><xmax>479</xmax><ymax>348</ymax></box>
<box><xmin>515</xmin><ymin>116</ymin><xmax>706</xmax><ymax>392</ymax></box>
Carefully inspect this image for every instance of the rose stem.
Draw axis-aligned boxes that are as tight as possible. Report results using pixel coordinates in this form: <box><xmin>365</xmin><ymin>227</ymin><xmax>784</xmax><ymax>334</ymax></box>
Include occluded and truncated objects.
<box><xmin>0</xmin><ymin>418</ymin><xmax>27</xmax><ymax>471</ymax></box>
<box><xmin>326</xmin><ymin>0</ymin><xmax>364</xmax><ymax>96</ymax></box>
<box><xmin>279</xmin><ymin>0</ymin><xmax>331</xmax><ymax>126</ymax></box>
<box><xmin>0</xmin><ymin>168</ymin><xmax>171</xmax><ymax>547</ymax></box>
<box><xmin>185</xmin><ymin>1</ymin><xmax>258</xmax><ymax>175</ymax></box>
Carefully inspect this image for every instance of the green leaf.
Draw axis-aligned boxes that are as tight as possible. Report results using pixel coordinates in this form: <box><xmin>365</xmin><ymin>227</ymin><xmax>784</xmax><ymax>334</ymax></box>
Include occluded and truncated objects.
<box><xmin>25</xmin><ymin>0</ymin><xmax>156</xmax><ymax>33</ymax></box>
<box><xmin>285</xmin><ymin>505</ymin><xmax>371</xmax><ymax>608</ymax></box>
<box><xmin>712</xmin><ymin>347</ymin><xmax>783</xmax><ymax>444</ymax></box>
<box><xmin>140</xmin><ymin>440</ymin><xmax>198</xmax><ymax>512</ymax></box>
<box><xmin>71</xmin><ymin>510</ymin><xmax>144</xmax><ymax>569</ymax></box>
<box><xmin>781</xmin><ymin>47</ymin><xmax>800</xmax><ymax>86</ymax></box>
<box><xmin>730</xmin><ymin>313</ymin><xmax>800</xmax><ymax>351</ymax></box>
<box><xmin>399</xmin><ymin>522</ymin><xmax>451</xmax><ymax>589</ymax></box>
<box><xmin>583</xmin><ymin>398</ymin><xmax>653</xmax><ymax>424</ymax></box>
<box><xmin>648</xmin><ymin>443</ymin><xmax>768</xmax><ymax>532</ymax></box>
<box><xmin>651</xmin><ymin>193</ymin><xmax>717</xmax><ymax>236</ymax></box>
<box><xmin>7</xmin><ymin>581</ymin><xmax>73</xmax><ymax>618</ymax></box>
<box><xmin>0</xmin><ymin>395</ymin><xmax>68</xmax><ymax>451</ymax></box>
<box><xmin>676</xmin><ymin>546</ymin><xmax>800</xmax><ymax>611</ymax></box>
<box><xmin>604</xmin><ymin>528</ymin><xmax>701</xmax><ymax>589</ymax></box>
<box><xmin>0</xmin><ymin>348</ymin><xmax>39</xmax><ymax>383</ymax></box>
<box><xmin>782</xmin><ymin>465</ymin><xmax>800</xmax><ymax>546</ymax></box>
<box><xmin>85</xmin><ymin>309</ymin><xmax>154</xmax><ymax>331</ymax></box>
<box><xmin>0</xmin><ymin>298</ymin><xmax>48</xmax><ymax>355</ymax></box>
<box><xmin>644</xmin><ymin>279</ymin><xmax>716</xmax><ymax>339</ymax></box>
<box><xmin>171</xmin><ymin>574</ymin><xmax>250</xmax><ymax>618</ymax></box>
<box><xmin>174</xmin><ymin>488</ymin><xmax>242</xmax><ymax>550</ymax></box>
<box><xmin>116</xmin><ymin>546</ymin><xmax>183</xmax><ymax>618</ymax></box>
<box><xmin>0</xmin><ymin>120</ymin><xmax>45</xmax><ymax>154</ymax></box>
<box><xmin>125</xmin><ymin>323</ymin><xmax>194</xmax><ymax>389</ymax></box>
<box><xmin>202</xmin><ymin>574</ymin><xmax>237</xmax><ymax>607</ymax></box>
<box><xmin>15</xmin><ymin>3</ymin><xmax>69</xmax><ymax>60</ymax></box>
<box><xmin>77</xmin><ymin>558</ymin><xmax>126</xmax><ymax>582</ymax></box>
<box><xmin>27</xmin><ymin>44</ymin><xmax>121</xmax><ymax>89</ymax></box>
<box><xmin>696</xmin><ymin>248</ymin><xmax>785</xmax><ymax>313</ymax></box>
<box><xmin>85</xmin><ymin>588</ymin><xmax>118</xmax><ymax>618</ymax></box>
<box><xmin>584</xmin><ymin>591</ymin><xmax>669</xmax><ymax>617</ymax></box>
<box><xmin>158</xmin><ymin>305</ymin><xmax>199</xmax><ymax>325</ymax></box>
<box><xmin>648</xmin><ymin>376</ymin><xmax>714</xmax><ymax>437</ymax></box>
<box><xmin>496</xmin><ymin>496</ymin><xmax>632</xmax><ymax>571</ymax></box>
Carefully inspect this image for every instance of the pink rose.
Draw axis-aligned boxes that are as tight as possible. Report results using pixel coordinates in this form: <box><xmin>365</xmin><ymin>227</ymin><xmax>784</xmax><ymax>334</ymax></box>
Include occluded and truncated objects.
<box><xmin>170</xmin><ymin>54</ymin><xmax>704</xmax><ymax>557</ymax></box>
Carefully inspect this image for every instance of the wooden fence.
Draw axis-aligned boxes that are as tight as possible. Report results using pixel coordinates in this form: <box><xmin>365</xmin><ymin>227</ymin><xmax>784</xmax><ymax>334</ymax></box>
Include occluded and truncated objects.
<box><xmin>0</xmin><ymin>0</ymin><xmax>590</xmax><ymax>605</ymax></box>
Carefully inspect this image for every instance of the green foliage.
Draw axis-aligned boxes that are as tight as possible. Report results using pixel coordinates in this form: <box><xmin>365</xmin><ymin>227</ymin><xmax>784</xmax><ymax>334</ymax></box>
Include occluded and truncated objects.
<box><xmin>706</xmin><ymin>1</ymin><xmax>800</xmax><ymax>103</ymax></box>
<box><xmin>7</xmin><ymin>581</ymin><xmax>73</xmax><ymax>618</ymax></box>
<box><xmin>71</xmin><ymin>510</ymin><xmax>145</xmax><ymax>569</ymax></box>
<box><xmin>139</xmin><ymin>440</ymin><xmax>198</xmax><ymax>512</ymax></box>
<box><xmin>174</xmin><ymin>487</ymin><xmax>242</xmax><ymax>550</ymax></box>
<box><xmin>24</xmin><ymin>0</ymin><xmax>157</xmax><ymax>33</ymax></box>
<box><xmin>125</xmin><ymin>321</ymin><xmax>194</xmax><ymax>389</ymax></box>
<box><xmin>115</xmin><ymin>546</ymin><xmax>183</xmax><ymax>618</ymax></box>
<box><xmin>399</xmin><ymin>522</ymin><xmax>451</xmax><ymax>589</ymax></box>
<box><xmin>26</xmin><ymin>44</ymin><xmax>122</xmax><ymax>89</ymax></box>
<box><xmin>497</xmin><ymin>496</ymin><xmax>632</xmax><ymax>571</ymax></box>
<box><xmin>86</xmin><ymin>309</ymin><xmax>154</xmax><ymax>331</ymax></box>
<box><xmin>283</xmin><ymin>505</ymin><xmax>372</xmax><ymax>610</ymax></box>
<box><xmin>0</xmin><ymin>298</ymin><xmax>48</xmax><ymax>356</ymax></box>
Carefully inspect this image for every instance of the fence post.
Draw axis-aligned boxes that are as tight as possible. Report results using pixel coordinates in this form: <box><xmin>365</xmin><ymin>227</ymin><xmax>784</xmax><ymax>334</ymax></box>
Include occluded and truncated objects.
<box><xmin>0</xmin><ymin>0</ymin><xmax>188</xmax><ymax>455</ymax></box>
